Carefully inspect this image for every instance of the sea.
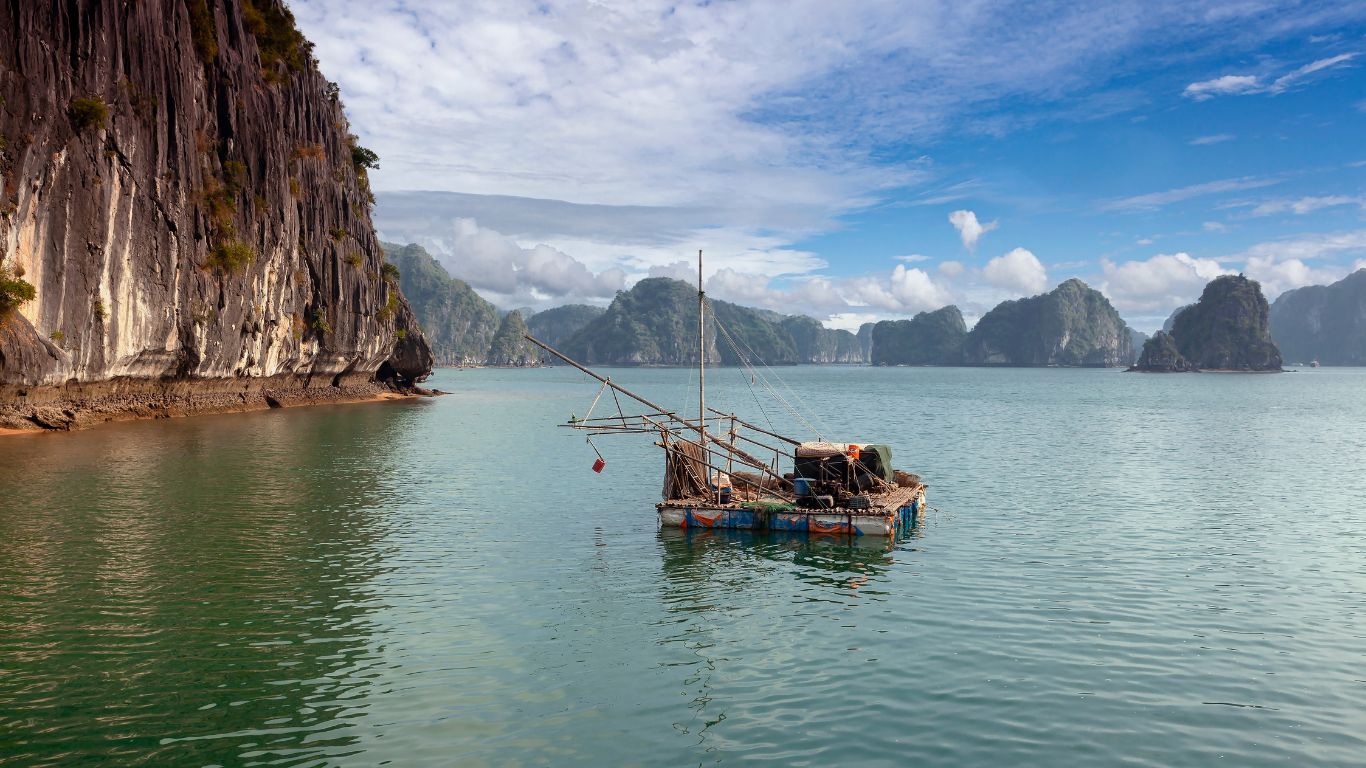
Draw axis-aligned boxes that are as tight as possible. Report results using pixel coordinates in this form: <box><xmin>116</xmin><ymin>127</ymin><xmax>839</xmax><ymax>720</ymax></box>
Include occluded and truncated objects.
<box><xmin>2</xmin><ymin>365</ymin><xmax>1364</xmax><ymax>766</ymax></box>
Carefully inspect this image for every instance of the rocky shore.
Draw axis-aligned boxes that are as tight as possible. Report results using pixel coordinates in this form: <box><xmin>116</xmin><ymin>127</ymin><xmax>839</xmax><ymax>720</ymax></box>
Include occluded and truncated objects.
<box><xmin>0</xmin><ymin>375</ymin><xmax>435</xmax><ymax>434</ymax></box>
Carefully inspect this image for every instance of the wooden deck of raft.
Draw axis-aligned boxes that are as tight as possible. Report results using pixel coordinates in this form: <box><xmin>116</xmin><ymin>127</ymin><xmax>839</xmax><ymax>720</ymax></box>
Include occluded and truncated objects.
<box><xmin>657</xmin><ymin>484</ymin><xmax>926</xmax><ymax>537</ymax></box>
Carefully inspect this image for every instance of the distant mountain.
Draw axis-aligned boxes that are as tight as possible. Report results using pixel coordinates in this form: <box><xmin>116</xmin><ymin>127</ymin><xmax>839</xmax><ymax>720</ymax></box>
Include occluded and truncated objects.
<box><xmin>857</xmin><ymin>323</ymin><xmax>875</xmax><ymax>361</ymax></box>
<box><xmin>870</xmin><ymin>306</ymin><xmax>967</xmax><ymax>365</ymax></box>
<box><xmin>1162</xmin><ymin>304</ymin><xmax>1193</xmax><ymax>333</ymax></box>
<box><xmin>559</xmin><ymin>277</ymin><xmax>865</xmax><ymax>365</ymax></box>
<box><xmin>527</xmin><ymin>304</ymin><xmax>605</xmax><ymax>349</ymax></box>
<box><xmin>486</xmin><ymin>311</ymin><xmax>543</xmax><ymax>366</ymax></box>
<box><xmin>780</xmin><ymin>316</ymin><xmax>866</xmax><ymax>364</ymax></box>
<box><xmin>1127</xmin><ymin>328</ymin><xmax>1150</xmax><ymax>364</ymax></box>
<box><xmin>961</xmin><ymin>279</ymin><xmax>1136</xmax><ymax>367</ymax></box>
<box><xmin>384</xmin><ymin>243</ymin><xmax>499</xmax><ymax>366</ymax></box>
<box><xmin>1133</xmin><ymin>275</ymin><xmax>1281</xmax><ymax>371</ymax></box>
<box><xmin>1269</xmin><ymin>269</ymin><xmax>1366</xmax><ymax>365</ymax></box>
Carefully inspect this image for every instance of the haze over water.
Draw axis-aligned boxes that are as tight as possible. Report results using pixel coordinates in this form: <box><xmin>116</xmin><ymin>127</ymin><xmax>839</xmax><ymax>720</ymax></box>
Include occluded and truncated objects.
<box><xmin>2</xmin><ymin>366</ymin><xmax>1365</xmax><ymax>766</ymax></box>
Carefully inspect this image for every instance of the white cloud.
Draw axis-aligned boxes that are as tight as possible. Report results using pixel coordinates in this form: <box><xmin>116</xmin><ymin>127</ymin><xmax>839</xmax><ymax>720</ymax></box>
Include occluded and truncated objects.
<box><xmin>938</xmin><ymin>260</ymin><xmax>966</xmax><ymax>278</ymax></box>
<box><xmin>1269</xmin><ymin>53</ymin><xmax>1358</xmax><ymax>92</ymax></box>
<box><xmin>1249</xmin><ymin>195</ymin><xmax>1365</xmax><ymax>216</ymax></box>
<box><xmin>948</xmin><ymin>210</ymin><xmax>998</xmax><ymax>250</ymax></box>
<box><xmin>1101</xmin><ymin>252</ymin><xmax>1232</xmax><ymax>313</ymax></box>
<box><xmin>894</xmin><ymin>254</ymin><xmax>932</xmax><ymax>263</ymax></box>
<box><xmin>413</xmin><ymin>218</ymin><xmax>625</xmax><ymax>307</ymax></box>
<box><xmin>982</xmin><ymin>248</ymin><xmax>1048</xmax><ymax>294</ymax></box>
<box><xmin>1182</xmin><ymin>53</ymin><xmax>1358</xmax><ymax>101</ymax></box>
<box><xmin>1189</xmin><ymin>133</ymin><xmax>1235</xmax><ymax>145</ymax></box>
<box><xmin>1101</xmin><ymin>176</ymin><xmax>1278</xmax><ymax>211</ymax></box>
<box><xmin>1203</xmin><ymin>221</ymin><xmax>1228</xmax><ymax>232</ymax></box>
<box><xmin>1137</xmin><ymin>237</ymin><xmax>1155</xmax><ymax>245</ymax></box>
<box><xmin>1242</xmin><ymin>256</ymin><xmax>1343</xmax><ymax>298</ymax></box>
<box><xmin>1231</xmin><ymin>229</ymin><xmax>1366</xmax><ymax>264</ymax></box>
<box><xmin>1183</xmin><ymin>75</ymin><xmax>1260</xmax><ymax>101</ymax></box>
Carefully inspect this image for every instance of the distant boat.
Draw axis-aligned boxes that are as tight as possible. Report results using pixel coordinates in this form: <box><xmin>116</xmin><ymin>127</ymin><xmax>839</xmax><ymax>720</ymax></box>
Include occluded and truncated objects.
<box><xmin>1311</xmin><ymin>359</ymin><xmax>1321</xmax><ymax>368</ymax></box>
<box><xmin>524</xmin><ymin>251</ymin><xmax>926</xmax><ymax>537</ymax></box>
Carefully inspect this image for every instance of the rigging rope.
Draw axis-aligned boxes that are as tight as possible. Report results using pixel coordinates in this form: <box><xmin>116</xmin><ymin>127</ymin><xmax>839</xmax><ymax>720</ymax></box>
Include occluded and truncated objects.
<box><xmin>708</xmin><ymin>303</ymin><xmax>827</xmax><ymax>440</ymax></box>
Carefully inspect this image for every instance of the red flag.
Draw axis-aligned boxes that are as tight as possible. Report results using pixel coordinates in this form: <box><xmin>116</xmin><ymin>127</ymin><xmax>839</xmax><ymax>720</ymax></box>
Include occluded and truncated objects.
<box><xmin>592</xmin><ymin>457</ymin><xmax>606</xmax><ymax>473</ymax></box>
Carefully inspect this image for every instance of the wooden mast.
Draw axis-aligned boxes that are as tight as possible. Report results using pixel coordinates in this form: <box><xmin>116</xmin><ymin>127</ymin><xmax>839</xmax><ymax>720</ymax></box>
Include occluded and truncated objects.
<box><xmin>697</xmin><ymin>249</ymin><xmax>712</xmax><ymax>501</ymax></box>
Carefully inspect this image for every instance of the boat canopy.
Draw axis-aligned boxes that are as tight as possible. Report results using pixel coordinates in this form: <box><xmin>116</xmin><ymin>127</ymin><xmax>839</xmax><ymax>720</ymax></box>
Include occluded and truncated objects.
<box><xmin>860</xmin><ymin>444</ymin><xmax>895</xmax><ymax>485</ymax></box>
<box><xmin>796</xmin><ymin>441</ymin><xmax>850</xmax><ymax>458</ymax></box>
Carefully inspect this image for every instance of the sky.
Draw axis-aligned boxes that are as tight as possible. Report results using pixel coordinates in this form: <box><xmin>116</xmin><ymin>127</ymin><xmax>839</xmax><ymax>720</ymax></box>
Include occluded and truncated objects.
<box><xmin>292</xmin><ymin>0</ymin><xmax>1366</xmax><ymax>332</ymax></box>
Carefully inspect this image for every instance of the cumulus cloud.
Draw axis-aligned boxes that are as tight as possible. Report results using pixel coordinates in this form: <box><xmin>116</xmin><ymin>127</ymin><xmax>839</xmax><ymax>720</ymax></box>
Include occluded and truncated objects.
<box><xmin>846</xmin><ymin>265</ymin><xmax>954</xmax><ymax>314</ymax></box>
<box><xmin>948</xmin><ymin>210</ymin><xmax>998</xmax><ymax>250</ymax></box>
<box><xmin>417</xmin><ymin>218</ymin><xmax>625</xmax><ymax>307</ymax></box>
<box><xmin>982</xmin><ymin>248</ymin><xmax>1048</xmax><ymax>294</ymax></box>
<box><xmin>937</xmin><ymin>260</ymin><xmax>965</xmax><ymax>278</ymax></box>
<box><xmin>1100</xmin><ymin>252</ymin><xmax>1232</xmax><ymax>313</ymax></box>
<box><xmin>1242</xmin><ymin>256</ymin><xmax>1344</xmax><ymax>298</ymax></box>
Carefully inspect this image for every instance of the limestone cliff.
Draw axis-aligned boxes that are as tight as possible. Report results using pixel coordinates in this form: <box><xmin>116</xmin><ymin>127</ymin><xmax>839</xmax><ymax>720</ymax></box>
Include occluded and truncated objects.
<box><xmin>1129</xmin><ymin>331</ymin><xmax>1192</xmax><ymax>372</ymax></box>
<box><xmin>870</xmin><ymin>306</ymin><xmax>966</xmax><ymax>366</ymax></box>
<box><xmin>384</xmin><ymin>242</ymin><xmax>498</xmax><ymax>366</ymax></box>
<box><xmin>0</xmin><ymin>0</ymin><xmax>431</xmax><ymax>427</ymax></box>
<box><xmin>485</xmin><ymin>311</ymin><xmax>543</xmax><ymax>366</ymax></box>
<box><xmin>1163</xmin><ymin>275</ymin><xmax>1281</xmax><ymax>371</ymax></box>
<box><xmin>962</xmin><ymin>279</ymin><xmax>1135</xmax><ymax>367</ymax></box>
<box><xmin>560</xmin><ymin>277</ymin><xmax>858</xmax><ymax>365</ymax></box>
<box><xmin>1270</xmin><ymin>269</ymin><xmax>1366</xmax><ymax>365</ymax></box>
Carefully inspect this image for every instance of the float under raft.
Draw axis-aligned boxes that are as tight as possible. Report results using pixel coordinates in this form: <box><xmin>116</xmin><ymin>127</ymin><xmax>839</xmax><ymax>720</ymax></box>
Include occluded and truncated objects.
<box><xmin>658</xmin><ymin>484</ymin><xmax>926</xmax><ymax>537</ymax></box>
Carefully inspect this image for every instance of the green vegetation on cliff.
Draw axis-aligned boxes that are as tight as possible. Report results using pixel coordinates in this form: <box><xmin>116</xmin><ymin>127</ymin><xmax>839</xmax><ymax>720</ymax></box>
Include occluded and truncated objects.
<box><xmin>560</xmin><ymin>277</ymin><xmax>863</xmax><ymax>365</ymax></box>
<box><xmin>1130</xmin><ymin>331</ymin><xmax>1192</xmax><ymax>372</ymax></box>
<box><xmin>1270</xmin><ymin>269</ymin><xmax>1366</xmax><ymax>365</ymax></box>
<box><xmin>962</xmin><ymin>279</ymin><xmax>1136</xmax><ymax>367</ymax></box>
<box><xmin>486</xmin><ymin>311</ymin><xmax>543</xmax><ymax>366</ymax></box>
<box><xmin>870</xmin><ymin>306</ymin><xmax>966</xmax><ymax>365</ymax></box>
<box><xmin>1163</xmin><ymin>275</ymin><xmax>1281</xmax><ymax>371</ymax></box>
<box><xmin>526</xmin><ymin>304</ymin><xmax>605</xmax><ymax>349</ymax></box>
<box><xmin>383</xmin><ymin>243</ymin><xmax>499</xmax><ymax>366</ymax></box>
<box><xmin>780</xmin><ymin>316</ymin><xmax>865</xmax><ymax>363</ymax></box>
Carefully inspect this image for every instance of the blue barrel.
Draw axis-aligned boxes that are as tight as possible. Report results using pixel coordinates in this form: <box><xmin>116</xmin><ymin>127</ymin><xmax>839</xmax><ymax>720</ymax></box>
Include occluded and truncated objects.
<box><xmin>793</xmin><ymin>477</ymin><xmax>813</xmax><ymax>497</ymax></box>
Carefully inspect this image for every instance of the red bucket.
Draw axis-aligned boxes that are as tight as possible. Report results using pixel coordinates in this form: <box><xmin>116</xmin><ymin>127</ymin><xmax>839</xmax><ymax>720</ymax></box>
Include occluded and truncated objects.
<box><xmin>591</xmin><ymin>457</ymin><xmax>606</xmax><ymax>473</ymax></box>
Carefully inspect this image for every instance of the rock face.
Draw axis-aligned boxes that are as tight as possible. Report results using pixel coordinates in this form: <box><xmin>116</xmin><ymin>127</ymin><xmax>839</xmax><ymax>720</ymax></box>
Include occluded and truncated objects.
<box><xmin>780</xmin><ymin>315</ymin><xmax>865</xmax><ymax>364</ymax></box>
<box><xmin>385</xmin><ymin>242</ymin><xmax>499</xmax><ymax>366</ymax></box>
<box><xmin>857</xmin><ymin>322</ymin><xmax>875</xmax><ymax>361</ymax></box>
<box><xmin>560</xmin><ymin>277</ymin><xmax>863</xmax><ymax>365</ymax></box>
<box><xmin>1129</xmin><ymin>331</ymin><xmax>1193</xmax><ymax>372</ymax></box>
<box><xmin>1162</xmin><ymin>304</ymin><xmax>1193</xmax><ymax>333</ymax></box>
<box><xmin>870</xmin><ymin>306</ymin><xmax>966</xmax><ymax>365</ymax></box>
<box><xmin>485</xmin><ymin>311</ymin><xmax>542</xmax><ymax>366</ymax></box>
<box><xmin>1270</xmin><ymin>269</ymin><xmax>1366</xmax><ymax>365</ymax></box>
<box><xmin>1161</xmin><ymin>275</ymin><xmax>1282</xmax><ymax>371</ymax></box>
<box><xmin>526</xmin><ymin>304</ymin><xmax>604</xmax><ymax>349</ymax></box>
<box><xmin>1127</xmin><ymin>328</ymin><xmax>1150</xmax><ymax>364</ymax></box>
<box><xmin>0</xmin><ymin>0</ymin><xmax>431</xmax><ymax>426</ymax></box>
<box><xmin>962</xmin><ymin>279</ymin><xmax>1135</xmax><ymax>366</ymax></box>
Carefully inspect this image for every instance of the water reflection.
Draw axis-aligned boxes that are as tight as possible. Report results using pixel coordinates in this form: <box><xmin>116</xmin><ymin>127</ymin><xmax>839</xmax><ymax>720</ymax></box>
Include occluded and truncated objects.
<box><xmin>0</xmin><ymin>406</ymin><xmax>411</xmax><ymax>766</ymax></box>
<box><xmin>652</xmin><ymin>525</ymin><xmax>923</xmax><ymax>750</ymax></box>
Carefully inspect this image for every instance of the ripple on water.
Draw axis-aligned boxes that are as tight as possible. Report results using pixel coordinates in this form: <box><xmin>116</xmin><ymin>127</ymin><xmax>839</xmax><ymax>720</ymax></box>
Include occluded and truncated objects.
<box><xmin>2</xmin><ymin>367</ymin><xmax>1366</xmax><ymax>765</ymax></box>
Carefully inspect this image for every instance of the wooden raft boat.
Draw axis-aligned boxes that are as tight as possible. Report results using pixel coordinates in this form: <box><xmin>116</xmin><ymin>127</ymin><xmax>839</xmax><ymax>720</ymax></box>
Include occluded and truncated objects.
<box><xmin>524</xmin><ymin>250</ymin><xmax>928</xmax><ymax>538</ymax></box>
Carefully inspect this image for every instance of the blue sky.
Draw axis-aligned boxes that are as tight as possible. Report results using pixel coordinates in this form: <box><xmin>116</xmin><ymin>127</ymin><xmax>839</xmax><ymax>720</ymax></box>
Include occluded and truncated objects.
<box><xmin>294</xmin><ymin>1</ymin><xmax>1366</xmax><ymax>331</ymax></box>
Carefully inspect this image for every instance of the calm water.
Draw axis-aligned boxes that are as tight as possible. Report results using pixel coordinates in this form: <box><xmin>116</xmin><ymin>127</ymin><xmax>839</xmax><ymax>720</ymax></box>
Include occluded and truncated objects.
<box><xmin>2</xmin><ymin>366</ymin><xmax>1365</xmax><ymax>766</ymax></box>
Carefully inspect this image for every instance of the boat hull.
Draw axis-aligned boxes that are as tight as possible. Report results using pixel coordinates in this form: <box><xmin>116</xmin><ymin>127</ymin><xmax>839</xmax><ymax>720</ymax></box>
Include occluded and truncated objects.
<box><xmin>658</xmin><ymin>487</ymin><xmax>925</xmax><ymax>537</ymax></box>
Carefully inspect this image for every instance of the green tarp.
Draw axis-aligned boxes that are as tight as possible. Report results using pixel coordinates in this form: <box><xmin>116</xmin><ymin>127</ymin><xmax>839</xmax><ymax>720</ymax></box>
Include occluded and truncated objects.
<box><xmin>859</xmin><ymin>444</ymin><xmax>895</xmax><ymax>485</ymax></box>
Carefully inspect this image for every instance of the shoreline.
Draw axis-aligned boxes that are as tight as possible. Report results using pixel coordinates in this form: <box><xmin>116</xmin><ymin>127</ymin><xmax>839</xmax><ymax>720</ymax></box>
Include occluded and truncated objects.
<box><xmin>0</xmin><ymin>378</ymin><xmax>439</xmax><ymax>436</ymax></box>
